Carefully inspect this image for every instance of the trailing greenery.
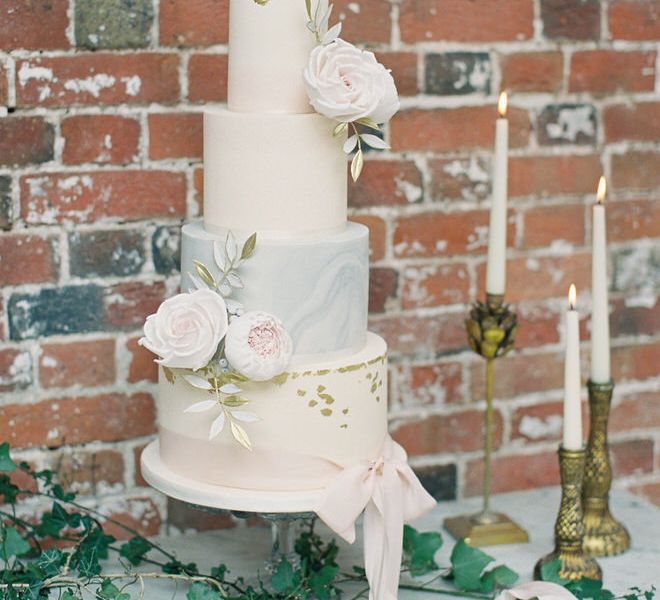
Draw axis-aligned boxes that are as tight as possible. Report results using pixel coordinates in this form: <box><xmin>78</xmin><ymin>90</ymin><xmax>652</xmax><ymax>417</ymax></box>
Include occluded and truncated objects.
<box><xmin>0</xmin><ymin>443</ymin><xmax>655</xmax><ymax>600</ymax></box>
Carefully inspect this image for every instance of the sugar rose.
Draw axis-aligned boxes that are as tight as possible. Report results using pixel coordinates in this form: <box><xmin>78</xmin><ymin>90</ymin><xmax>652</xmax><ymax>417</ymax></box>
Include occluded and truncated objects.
<box><xmin>140</xmin><ymin>289</ymin><xmax>228</xmax><ymax>372</ymax></box>
<box><xmin>225</xmin><ymin>312</ymin><xmax>293</xmax><ymax>382</ymax></box>
<box><xmin>303</xmin><ymin>38</ymin><xmax>400</xmax><ymax>125</ymax></box>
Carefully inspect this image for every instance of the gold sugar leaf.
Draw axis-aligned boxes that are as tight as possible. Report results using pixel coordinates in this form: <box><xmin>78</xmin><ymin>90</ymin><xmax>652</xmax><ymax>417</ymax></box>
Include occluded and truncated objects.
<box><xmin>194</xmin><ymin>260</ymin><xmax>216</xmax><ymax>287</ymax></box>
<box><xmin>223</xmin><ymin>396</ymin><xmax>248</xmax><ymax>408</ymax></box>
<box><xmin>241</xmin><ymin>232</ymin><xmax>257</xmax><ymax>260</ymax></box>
<box><xmin>230</xmin><ymin>421</ymin><xmax>252</xmax><ymax>451</ymax></box>
<box><xmin>163</xmin><ymin>367</ymin><xmax>176</xmax><ymax>385</ymax></box>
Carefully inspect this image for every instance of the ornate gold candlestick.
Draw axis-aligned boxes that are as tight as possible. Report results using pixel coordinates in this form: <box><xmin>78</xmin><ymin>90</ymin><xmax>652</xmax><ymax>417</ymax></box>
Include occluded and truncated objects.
<box><xmin>535</xmin><ymin>446</ymin><xmax>601</xmax><ymax>581</ymax></box>
<box><xmin>582</xmin><ymin>380</ymin><xmax>631</xmax><ymax>556</ymax></box>
<box><xmin>443</xmin><ymin>294</ymin><xmax>529</xmax><ymax>547</ymax></box>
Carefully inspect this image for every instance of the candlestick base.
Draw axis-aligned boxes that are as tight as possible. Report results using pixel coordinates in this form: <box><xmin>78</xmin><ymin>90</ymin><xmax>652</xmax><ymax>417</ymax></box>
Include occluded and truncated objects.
<box><xmin>582</xmin><ymin>380</ymin><xmax>631</xmax><ymax>556</ymax></box>
<box><xmin>444</xmin><ymin>511</ymin><xmax>529</xmax><ymax>547</ymax></box>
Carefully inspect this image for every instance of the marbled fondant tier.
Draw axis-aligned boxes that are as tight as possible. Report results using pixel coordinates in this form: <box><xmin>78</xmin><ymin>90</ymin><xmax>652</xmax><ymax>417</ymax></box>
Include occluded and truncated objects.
<box><xmin>157</xmin><ymin>333</ymin><xmax>388</xmax><ymax>491</ymax></box>
<box><xmin>228</xmin><ymin>0</ymin><xmax>315</xmax><ymax>114</ymax></box>
<box><xmin>204</xmin><ymin>109</ymin><xmax>347</xmax><ymax>235</ymax></box>
<box><xmin>181</xmin><ymin>221</ymin><xmax>369</xmax><ymax>358</ymax></box>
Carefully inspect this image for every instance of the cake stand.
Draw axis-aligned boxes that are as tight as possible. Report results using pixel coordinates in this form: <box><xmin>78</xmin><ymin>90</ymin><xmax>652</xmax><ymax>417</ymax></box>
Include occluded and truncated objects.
<box><xmin>141</xmin><ymin>441</ymin><xmax>322</xmax><ymax>563</ymax></box>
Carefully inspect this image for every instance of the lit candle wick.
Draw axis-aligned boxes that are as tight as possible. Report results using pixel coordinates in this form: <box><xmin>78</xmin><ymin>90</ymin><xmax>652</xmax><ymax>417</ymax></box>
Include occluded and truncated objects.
<box><xmin>597</xmin><ymin>176</ymin><xmax>607</xmax><ymax>205</ymax></box>
<box><xmin>568</xmin><ymin>284</ymin><xmax>577</xmax><ymax>311</ymax></box>
<box><xmin>498</xmin><ymin>92</ymin><xmax>508</xmax><ymax>118</ymax></box>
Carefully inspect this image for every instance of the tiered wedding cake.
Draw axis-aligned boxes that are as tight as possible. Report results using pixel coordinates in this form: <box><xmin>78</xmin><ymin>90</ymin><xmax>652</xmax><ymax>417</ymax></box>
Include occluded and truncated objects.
<box><xmin>141</xmin><ymin>2</ymin><xmax>435</xmax><ymax>596</ymax></box>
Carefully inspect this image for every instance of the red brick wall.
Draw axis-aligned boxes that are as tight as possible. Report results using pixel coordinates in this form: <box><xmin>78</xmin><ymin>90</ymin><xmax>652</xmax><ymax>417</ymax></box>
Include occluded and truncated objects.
<box><xmin>0</xmin><ymin>0</ymin><xmax>658</xmax><ymax>531</ymax></box>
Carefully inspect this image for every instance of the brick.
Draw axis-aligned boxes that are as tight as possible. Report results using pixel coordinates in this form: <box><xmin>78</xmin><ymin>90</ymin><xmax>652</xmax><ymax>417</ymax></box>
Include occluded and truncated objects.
<box><xmin>61</xmin><ymin>115</ymin><xmax>140</xmax><ymax>165</ymax></box>
<box><xmin>429</xmin><ymin>156</ymin><xmax>491</xmax><ymax>203</ymax></box>
<box><xmin>414</xmin><ymin>464</ymin><xmax>457</xmax><ymax>501</ymax></box>
<box><xmin>612</xmin><ymin>341</ymin><xmax>660</xmax><ymax>383</ymax></box>
<box><xmin>0</xmin><ymin>63</ymin><xmax>7</xmax><ymax>105</ymax></box>
<box><xmin>479</xmin><ymin>252</ymin><xmax>592</xmax><ymax>303</ymax></box>
<box><xmin>333</xmin><ymin>0</ymin><xmax>391</xmax><ymax>44</ymax></box>
<box><xmin>611</xmin><ymin>244</ymin><xmax>660</xmax><ymax>294</ymax></box>
<box><xmin>541</xmin><ymin>0</ymin><xmax>600</xmax><ymax>39</ymax></box>
<box><xmin>609</xmin><ymin>0</ymin><xmax>660</xmax><ymax>40</ymax></box>
<box><xmin>167</xmin><ymin>498</ymin><xmax>236</xmax><ymax>531</ymax></box>
<box><xmin>402</xmin><ymin>263</ymin><xmax>470</xmax><ymax>309</ymax></box>
<box><xmin>393</xmin><ymin>210</ymin><xmax>514</xmax><ymax>258</ymax></box>
<box><xmin>0</xmin><ymin>234</ymin><xmax>58</xmax><ymax>286</ymax></box>
<box><xmin>0</xmin><ymin>0</ymin><xmax>69</xmax><ymax>50</ymax></box>
<box><xmin>395</xmin><ymin>362</ymin><xmax>464</xmax><ymax>407</ymax></box>
<box><xmin>16</xmin><ymin>54</ymin><xmax>180</xmax><ymax>107</ymax></box>
<box><xmin>604</xmin><ymin>102</ymin><xmax>660</xmax><ymax>143</ymax></box>
<box><xmin>537</xmin><ymin>104</ymin><xmax>597</xmax><ymax>146</ymax></box>
<box><xmin>607</xmin><ymin>199</ymin><xmax>660</xmax><ymax>241</ymax></box>
<box><xmin>370</xmin><ymin>312</ymin><xmax>466</xmax><ymax>355</ymax></box>
<box><xmin>471</xmin><ymin>351</ymin><xmax>566</xmax><ymax>400</ymax></box>
<box><xmin>69</xmin><ymin>229</ymin><xmax>146</xmax><ymax>278</ymax></box>
<box><xmin>103</xmin><ymin>497</ymin><xmax>161</xmax><ymax>540</ymax></box>
<box><xmin>376</xmin><ymin>52</ymin><xmax>418</xmax><ymax>97</ymax></box>
<box><xmin>193</xmin><ymin>167</ymin><xmax>204</xmax><ymax>216</ymax></box>
<box><xmin>127</xmin><ymin>337</ymin><xmax>158</xmax><ymax>383</ymax></box>
<box><xmin>160</xmin><ymin>0</ymin><xmax>229</xmax><ymax>46</ymax></box>
<box><xmin>349</xmin><ymin>215</ymin><xmax>386</xmax><ymax>261</ymax></box>
<box><xmin>465</xmin><ymin>451</ymin><xmax>558</xmax><ymax>496</ymax></box>
<box><xmin>39</xmin><ymin>339</ymin><xmax>115</xmax><ymax>389</ymax></box>
<box><xmin>628</xmin><ymin>481</ymin><xmax>660</xmax><ymax>507</ymax></box>
<box><xmin>55</xmin><ymin>449</ymin><xmax>124</xmax><ymax>495</ymax></box>
<box><xmin>425</xmin><ymin>53</ymin><xmax>491</xmax><ymax>96</ymax></box>
<box><xmin>509</xmin><ymin>154</ymin><xmax>602</xmax><ymax>198</ymax></box>
<box><xmin>610</xmin><ymin>391</ymin><xmax>660</xmax><ymax>434</ymax></box>
<box><xmin>188</xmin><ymin>54</ymin><xmax>228</xmax><ymax>103</ymax></box>
<box><xmin>0</xmin><ymin>393</ymin><xmax>155</xmax><ymax>449</ymax></box>
<box><xmin>21</xmin><ymin>171</ymin><xmax>186</xmax><ymax>225</ymax></box>
<box><xmin>75</xmin><ymin>0</ymin><xmax>154</xmax><ymax>49</ymax></box>
<box><xmin>569</xmin><ymin>51</ymin><xmax>656</xmax><ymax>95</ymax></box>
<box><xmin>133</xmin><ymin>444</ymin><xmax>148</xmax><ymax>486</ymax></box>
<box><xmin>392</xmin><ymin>409</ymin><xmax>503</xmax><ymax>456</ymax></box>
<box><xmin>610</xmin><ymin>297</ymin><xmax>660</xmax><ymax>338</ymax></box>
<box><xmin>500</xmin><ymin>51</ymin><xmax>563</xmax><ymax>94</ymax></box>
<box><xmin>349</xmin><ymin>160</ymin><xmax>422</xmax><ymax>208</ymax></box>
<box><xmin>0</xmin><ymin>348</ymin><xmax>33</xmax><ymax>393</ymax></box>
<box><xmin>102</xmin><ymin>281</ymin><xmax>167</xmax><ymax>331</ymax></box>
<box><xmin>515</xmin><ymin>302</ymin><xmax>561</xmax><ymax>347</ymax></box>
<box><xmin>369</xmin><ymin>267</ymin><xmax>398</xmax><ymax>313</ymax></box>
<box><xmin>610</xmin><ymin>439</ymin><xmax>654</xmax><ymax>477</ymax></box>
<box><xmin>0</xmin><ymin>177</ymin><xmax>11</xmax><ymax>231</ymax></box>
<box><xmin>392</xmin><ymin>106</ymin><xmax>530</xmax><ymax>152</ymax></box>
<box><xmin>522</xmin><ymin>204</ymin><xmax>585</xmax><ymax>249</ymax></box>
<box><xmin>400</xmin><ymin>0</ymin><xmax>533</xmax><ymax>42</ymax></box>
<box><xmin>0</xmin><ymin>117</ymin><xmax>54</xmax><ymax>166</ymax></box>
<box><xmin>611</xmin><ymin>152</ymin><xmax>660</xmax><ymax>191</ymax></box>
<box><xmin>152</xmin><ymin>226</ymin><xmax>181</xmax><ymax>275</ymax></box>
<box><xmin>0</xmin><ymin>298</ymin><xmax>5</xmax><ymax>340</ymax></box>
<box><xmin>512</xmin><ymin>401</ymin><xmax>564</xmax><ymax>443</ymax></box>
<box><xmin>148</xmin><ymin>113</ymin><xmax>203</xmax><ymax>160</ymax></box>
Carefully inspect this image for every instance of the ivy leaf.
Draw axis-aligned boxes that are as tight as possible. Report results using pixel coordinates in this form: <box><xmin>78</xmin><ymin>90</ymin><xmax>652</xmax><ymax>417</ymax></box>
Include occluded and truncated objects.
<box><xmin>37</xmin><ymin>548</ymin><xmax>66</xmax><ymax>577</ymax></box>
<box><xmin>449</xmin><ymin>540</ymin><xmax>494</xmax><ymax>591</ymax></box>
<box><xmin>240</xmin><ymin>233</ymin><xmax>257</xmax><ymax>261</ymax></box>
<box><xmin>539</xmin><ymin>559</ymin><xmax>566</xmax><ymax>584</ymax></box>
<box><xmin>120</xmin><ymin>536</ymin><xmax>152</xmax><ymax>566</ymax></box>
<box><xmin>271</xmin><ymin>559</ymin><xmax>295</xmax><ymax>593</ymax></box>
<box><xmin>402</xmin><ymin>525</ymin><xmax>442</xmax><ymax>577</ymax></box>
<box><xmin>1</xmin><ymin>526</ymin><xmax>32</xmax><ymax>559</ymax></box>
<box><xmin>187</xmin><ymin>582</ymin><xmax>223</xmax><ymax>600</ymax></box>
<box><xmin>0</xmin><ymin>442</ymin><xmax>16</xmax><ymax>472</ymax></box>
<box><xmin>480</xmin><ymin>564</ymin><xmax>519</xmax><ymax>593</ymax></box>
<box><xmin>351</xmin><ymin>149</ymin><xmax>364</xmax><ymax>182</ymax></box>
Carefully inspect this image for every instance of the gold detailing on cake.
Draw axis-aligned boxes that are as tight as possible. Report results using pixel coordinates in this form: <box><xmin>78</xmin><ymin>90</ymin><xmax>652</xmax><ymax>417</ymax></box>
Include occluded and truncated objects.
<box><xmin>297</xmin><ymin>389</ymin><xmax>307</xmax><ymax>396</ymax></box>
<box><xmin>163</xmin><ymin>367</ymin><xmax>176</xmax><ymax>385</ymax></box>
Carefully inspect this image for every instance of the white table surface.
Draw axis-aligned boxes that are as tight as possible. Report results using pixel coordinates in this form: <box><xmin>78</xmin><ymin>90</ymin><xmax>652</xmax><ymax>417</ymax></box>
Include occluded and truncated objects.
<box><xmin>111</xmin><ymin>488</ymin><xmax>660</xmax><ymax>598</ymax></box>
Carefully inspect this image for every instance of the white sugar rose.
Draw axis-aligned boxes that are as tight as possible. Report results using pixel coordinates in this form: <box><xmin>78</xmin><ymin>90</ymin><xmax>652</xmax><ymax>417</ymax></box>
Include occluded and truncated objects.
<box><xmin>304</xmin><ymin>38</ymin><xmax>400</xmax><ymax>124</ymax></box>
<box><xmin>225</xmin><ymin>312</ymin><xmax>293</xmax><ymax>382</ymax></box>
<box><xmin>140</xmin><ymin>289</ymin><xmax>228</xmax><ymax>372</ymax></box>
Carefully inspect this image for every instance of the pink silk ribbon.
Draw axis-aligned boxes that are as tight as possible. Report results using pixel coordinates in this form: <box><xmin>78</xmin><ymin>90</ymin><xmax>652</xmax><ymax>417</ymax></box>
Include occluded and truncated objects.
<box><xmin>316</xmin><ymin>435</ymin><xmax>437</xmax><ymax>600</ymax></box>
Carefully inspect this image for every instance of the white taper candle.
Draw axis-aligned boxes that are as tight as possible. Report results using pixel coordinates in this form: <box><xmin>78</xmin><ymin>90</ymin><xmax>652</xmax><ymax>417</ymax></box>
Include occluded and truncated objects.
<box><xmin>591</xmin><ymin>176</ymin><xmax>611</xmax><ymax>383</ymax></box>
<box><xmin>486</xmin><ymin>92</ymin><xmax>509</xmax><ymax>296</ymax></box>
<box><xmin>564</xmin><ymin>284</ymin><xmax>583</xmax><ymax>451</ymax></box>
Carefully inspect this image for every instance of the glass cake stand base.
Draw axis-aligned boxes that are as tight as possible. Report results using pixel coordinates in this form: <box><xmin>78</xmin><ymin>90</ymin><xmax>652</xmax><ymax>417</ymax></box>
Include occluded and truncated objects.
<box><xmin>140</xmin><ymin>441</ymin><xmax>320</xmax><ymax>565</ymax></box>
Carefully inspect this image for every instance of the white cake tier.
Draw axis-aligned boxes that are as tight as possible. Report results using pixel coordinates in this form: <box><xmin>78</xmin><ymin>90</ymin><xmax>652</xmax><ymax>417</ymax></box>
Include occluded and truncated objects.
<box><xmin>157</xmin><ymin>333</ymin><xmax>389</xmax><ymax>491</ymax></box>
<box><xmin>204</xmin><ymin>109</ymin><xmax>347</xmax><ymax>235</ymax></box>
<box><xmin>181</xmin><ymin>221</ymin><xmax>369</xmax><ymax>358</ymax></box>
<box><xmin>228</xmin><ymin>0</ymin><xmax>316</xmax><ymax>114</ymax></box>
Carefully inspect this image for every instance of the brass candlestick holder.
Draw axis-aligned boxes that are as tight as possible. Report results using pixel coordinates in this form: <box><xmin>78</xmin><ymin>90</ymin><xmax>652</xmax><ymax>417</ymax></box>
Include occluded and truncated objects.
<box><xmin>534</xmin><ymin>446</ymin><xmax>601</xmax><ymax>581</ymax></box>
<box><xmin>582</xmin><ymin>379</ymin><xmax>631</xmax><ymax>556</ymax></box>
<box><xmin>443</xmin><ymin>293</ymin><xmax>529</xmax><ymax>547</ymax></box>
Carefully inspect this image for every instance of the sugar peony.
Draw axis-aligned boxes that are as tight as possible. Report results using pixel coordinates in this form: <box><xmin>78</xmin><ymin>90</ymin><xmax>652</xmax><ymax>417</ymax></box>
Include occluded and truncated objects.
<box><xmin>303</xmin><ymin>38</ymin><xmax>400</xmax><ymax>125</ymax></box>
<box><xmin>140</xmin><ymin>289</ymin><xmax>228</xmax><ymax>372</ymax></box>
<box><xmin>225</xmin><ymin>312</ymin><xmax>293</xmax><ymax>382</ymax></box>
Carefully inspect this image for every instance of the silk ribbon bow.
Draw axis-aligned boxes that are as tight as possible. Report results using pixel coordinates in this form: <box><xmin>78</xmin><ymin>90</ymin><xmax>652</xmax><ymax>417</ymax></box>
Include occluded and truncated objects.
<box><xmin>316</xmin><ymin>435</ymin><xmax>436</xmax><ymax>600</ymax></box>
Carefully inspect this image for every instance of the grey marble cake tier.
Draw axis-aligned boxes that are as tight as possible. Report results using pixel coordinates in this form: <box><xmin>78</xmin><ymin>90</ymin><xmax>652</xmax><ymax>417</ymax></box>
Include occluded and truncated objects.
<box><xmin>181</xmin><ymin>221</ymin><xmax>369</xmax><ymax>358</ymax></box>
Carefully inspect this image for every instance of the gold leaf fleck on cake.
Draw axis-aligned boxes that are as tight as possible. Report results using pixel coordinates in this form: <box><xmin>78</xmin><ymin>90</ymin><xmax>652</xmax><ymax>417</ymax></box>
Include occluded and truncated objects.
<box><xmin>163</xmin><ymin>367</ymin><xmax>176</xmax><ymax>385</ymax></box>
<box><xmin>367</xmin><ymin>353</ymin><xmax>387</xmax><ymax>366</ymax></box>
<box><xmin>319</xmin><ymin>393</ymin><xmax>335</xmax><ymax>405</ymax></box>
<box><xmin>340</xmin><ymin>424</ymin><xmax>348</xmax><ymax>429</ymax></box>
<box><xmin>366</xmin><ymin>372</ymin><xmax>372</xmax><ymax>380</ymax></box>
<box><xmin>376</xmin><ymin>396</ymin><xmax>381</xmax><ymax>402</ymax></box>
<box><xmin>308</xmin><ymin>400</ymin><xmax>318</xmax><ymax>407</ymax></box>
<box><xmin>342</xmin><ymin>408</ymin><xmax>349</xmax><ymax>415</ymax></box>
<box><xmin>271</xmin><ymin>372</ymin><xmax>289</xmax><ymax>386</ymax></box>
<box><xmin>297</xmin><ymin>389</ymin><xmax>307</xmax><ymax>397</ymax></box>
<box><xmin>371</xmin><ymin>383</ymin><xmax>378</xmax><ymax>393</ymax></box>
<box><xmin>321</xmin><ymin>408</ymin><xmax>333</xmax><ymax>417</ymax></box>
<box><xmin>338</xmin><ymin>362</ymin><xmax>366</xmax><ymax>373</ymax></box>
<box><xmin>317</xmin><ymin>385</ymin><xmax>326</xmax><ymax>393</ymax></box>
<box><xmin>315</xmin><ymin>369</ymin><xmax>331</xmax><ymax>376</ymax></box>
